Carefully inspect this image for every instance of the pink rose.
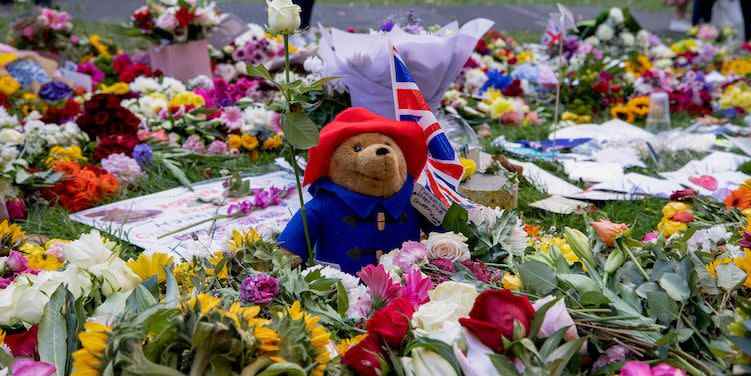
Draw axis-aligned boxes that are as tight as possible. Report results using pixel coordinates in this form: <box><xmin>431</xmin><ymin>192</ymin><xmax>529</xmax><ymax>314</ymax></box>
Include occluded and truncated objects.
<box><xmin>393</xmin><ymin>241</ymin><xmax>428</xmax><ymax>270</ymax></box>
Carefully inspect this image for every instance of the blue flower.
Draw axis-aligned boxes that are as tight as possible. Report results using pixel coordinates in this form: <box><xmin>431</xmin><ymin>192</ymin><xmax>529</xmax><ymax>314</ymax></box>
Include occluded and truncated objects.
<box><xmin>479</xmin><ymin>70</ymin><xmax>513</xmax><ymax>94</ymax></box>
<box><xmin>132</xmin><ymin>143</ymin><xmax>153</xmax><ymax>167</ymax></box>
<box><xmin>39</xmin><ymin>81</ymin><xmax>73</xmax><ymax>102</ymax></box>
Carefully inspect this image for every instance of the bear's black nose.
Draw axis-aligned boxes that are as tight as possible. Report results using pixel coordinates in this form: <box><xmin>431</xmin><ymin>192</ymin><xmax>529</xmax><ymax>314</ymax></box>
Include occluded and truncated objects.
<box><xmin>376</xmin><ymin>147</ymin><xmax>390</xmax><ymax>156</ymax></box>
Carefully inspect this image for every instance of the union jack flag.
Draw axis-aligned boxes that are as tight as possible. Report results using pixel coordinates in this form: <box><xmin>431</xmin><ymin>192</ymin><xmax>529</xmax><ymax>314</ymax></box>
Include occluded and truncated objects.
<box><xmin>389</xmin><ymin>45</ymin><xmax>470</xmax><ymax>207</ymax></box>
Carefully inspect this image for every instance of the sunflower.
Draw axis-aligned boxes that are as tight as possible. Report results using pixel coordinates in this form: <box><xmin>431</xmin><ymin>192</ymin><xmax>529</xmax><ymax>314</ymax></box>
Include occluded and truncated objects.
<box><xmin>224</xmin><ymin>302</ymin><xmax>281</xmax><ymax>355</ymax></box>
<box><xmin>289</xmin><ymin>301</ymin><xmax>331</xmax><ymax>376</ymax></box>
<box><xmin>0</xmin><ymin>220</ymin><xmax>24</xmax><ymax>250</ymax></box>
<box><xmin>127</xmin><ymin>252</ymin><xmax>174</xmax><ymax>283</ymax></box>
<box><xmin>610</xmin><ymin>103</ymin><xmax>635</xmax><ymax>123</ymax></box>
<box><xmin>71</xmin><ymin>322</ymin><xmax>111</xmax><ymax>376</ymax></box>
<box><xmin>335</xmin><ymin>334</ymin><xmax>367</xmax><ymax>357</ymax></box>
<box><xmin>627</xmin><ymin>96</ymin><xmax>650</xmax><ymax>117</ymax></box>
<box><xmin>226</xmin><ymin>229</ymin><xmax>262</xmax><ymax>253</ymax></box>
<box><xmin>183</xmin><ymin>293</ymin><xmax>222</xmax><ymax>316</ymax></box>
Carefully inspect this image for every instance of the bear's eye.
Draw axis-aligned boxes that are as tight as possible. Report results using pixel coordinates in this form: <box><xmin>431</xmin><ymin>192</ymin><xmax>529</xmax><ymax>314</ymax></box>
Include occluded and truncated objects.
<box><xmin>353</xmin><ymin>144</ymin><xmax>363</xmax><ymax>152</ymax></box>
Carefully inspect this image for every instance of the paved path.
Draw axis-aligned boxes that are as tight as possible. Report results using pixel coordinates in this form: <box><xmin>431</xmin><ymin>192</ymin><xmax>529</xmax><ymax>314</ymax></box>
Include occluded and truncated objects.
<box><xmin>6</xmin><ymin>0</ymin><xmax>675</xmax><ymax>36</ymax></box>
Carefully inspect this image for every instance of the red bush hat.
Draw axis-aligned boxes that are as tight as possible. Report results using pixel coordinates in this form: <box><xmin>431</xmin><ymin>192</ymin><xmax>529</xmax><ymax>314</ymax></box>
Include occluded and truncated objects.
<box><xmin>303</xmin><ymin>107</ymin><xmax>427</xmax><ymax>186</ymax></box>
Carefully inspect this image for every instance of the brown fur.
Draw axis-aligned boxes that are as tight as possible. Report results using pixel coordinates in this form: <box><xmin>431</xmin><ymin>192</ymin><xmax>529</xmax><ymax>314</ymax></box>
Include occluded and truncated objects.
<box><xmin>329</xmin><ymin>133</ymin><xmax>407</xmax><ymax>197</ymax></box>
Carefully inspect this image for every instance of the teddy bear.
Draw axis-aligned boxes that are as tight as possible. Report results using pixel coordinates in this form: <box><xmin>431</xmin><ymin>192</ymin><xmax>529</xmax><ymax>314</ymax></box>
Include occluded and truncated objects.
<box><xmin>277</xmin><ymin>107</ymin><xmax>435</xmax><ymax>274</ymax></box>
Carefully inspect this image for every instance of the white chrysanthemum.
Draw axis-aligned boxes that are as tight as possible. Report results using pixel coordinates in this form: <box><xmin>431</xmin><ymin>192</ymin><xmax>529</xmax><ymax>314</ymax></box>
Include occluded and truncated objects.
<box><xmin>609</xmin><ymin>8</ymin><xmax>624</xmax><ymax>24</ymax></box>
<box><xmin>242</xmin><ymin>105</ymin><xmax>275</xmax><ymax>134</ymax></box>
<box><xmin>621</xmin><ymin>32</ymin><xmax>635</xmax><ymax>47</ymax></box>
<box><xmin>502</xmin><ymin>217</ymin><xmax>529</xmax><ymax>257</ymax></box>
<box><xmin>596</xmin><ymin>24</ymin><xmax>614</xmax><ymax>41</ymax></box>
<box><xmin>637</xmin><ymin>30</ymin><xmax>651</xmax><ymax>47</ymax></box>
<box><xmin>0</xmin><ymin>146</ymin><xmax>19</xmax><ymax>172</ymax></box>
<box><xmin>160</xmin><ymin>77</ymin><xmax>187</xmax><ymax>98</ymax></box>
<box><xmin>464</xmin><ymin>68</ymin><xmax>488</xmax><ymax>93</ymax></box>
<box><xmin>0</xmin><ymin>108</ymin><xmax>18</xmax><ymax>128</ymax></box>
<box><xmin>130</xmin><ymin>77</ymin><xmax>161</xmax><ymax>94</ymax></box>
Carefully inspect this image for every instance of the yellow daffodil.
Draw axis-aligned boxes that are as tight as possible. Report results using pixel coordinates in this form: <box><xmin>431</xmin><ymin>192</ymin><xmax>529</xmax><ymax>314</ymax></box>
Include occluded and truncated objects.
<box><xmin>537</xmin><ymin>236</ymin><xmax>580</xmax><ymax>266</ymax></box>
<box><xmin>0</xmin><ymin>75</ymin><xmax>21</xmax><ymax>96</ymax></box>
<box><xmin>127</xmin><ymin>252</ymin><xmax>173</xmax><ymax>283</ymax></box>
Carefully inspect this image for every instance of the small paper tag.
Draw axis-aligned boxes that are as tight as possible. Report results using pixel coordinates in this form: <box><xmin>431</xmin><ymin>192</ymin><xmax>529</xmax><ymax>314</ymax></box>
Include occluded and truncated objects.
<box><xmin>410</xmin><ymin>184</ymin><xmax>448</xmax><ymax>226</ymax></box>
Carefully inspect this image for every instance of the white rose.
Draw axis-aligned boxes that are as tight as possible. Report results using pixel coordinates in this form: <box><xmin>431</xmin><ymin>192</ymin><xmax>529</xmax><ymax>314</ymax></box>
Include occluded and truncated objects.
<box><xmin>378</xmin><ymin>249</ymin><xmax>401</xmax><ymax>277</ymax></box>
<box><xmin>609</xmin><ymin>8</ymin><xmax>624</xmax><ymax>24</ymax></box>
<box><xmin>266</xmin><ymin>0</ymin><xmax>301</xmax><ymax>34</ymax></box>
<box><xmin>596</xmin><ymin>24</ymin><xmax>614</xmax><ymax>41</ymax></box>
<box><xmin>422</xmin><ymin>232</ymin><xmax>470</xmax><ymax>261</ymax></box>
<box><xmin>0</xmin><ymin>129</ymin><xmax>23</xmax><ymax>145</ymax></box>
<box><xmin>0</xmin><ymin>276</ymin><xmax>49</xmax><ymax>325</ymax></box>
<box><xmin>401</xmin><ymin>348</ymin><xmax>458</xmax><ymax>376</ymax></box>
<box><xmin>90</xmin><ymin>258</ymin><xmax>141</xmax><ymax>297</ymax></box>
<box><xmin>35</xmin><ymin>269</ymin><xmax>93</xmax><ymax>299</ymax></box>
<box><xmin>62</xmin><ymin>231</ymin><xmax>113</xmax><ymax>267</ymax></box>
<box><xmin>412</xmin><ymin>281</ymin><xmax>478</xmax><ymax>344</ymax></box>
<box><xmin>621</xmin><ymin>32</ymin><xmax>635</xmax><ymax>47</ymax></box>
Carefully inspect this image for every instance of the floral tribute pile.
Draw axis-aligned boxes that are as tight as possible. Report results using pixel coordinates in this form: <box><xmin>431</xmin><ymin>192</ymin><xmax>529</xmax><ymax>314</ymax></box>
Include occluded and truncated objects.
<box><xmin>4</xmin><ymin>1</ymin><xmax>751</xmax><ymax>376</ymax></box>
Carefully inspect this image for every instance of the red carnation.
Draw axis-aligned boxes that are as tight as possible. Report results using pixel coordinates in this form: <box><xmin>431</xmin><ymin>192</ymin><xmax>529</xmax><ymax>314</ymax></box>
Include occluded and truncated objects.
<box><xmin>94</xmin><ymin>133</ymin><xmax>139</xmax><ymax>161</ymax></box>
<box><xmin>341</xmin><ymin>335</ymin><xmax>383</xmax><ymax>376</ymax></box>
<box><xmin>119</xmin><ymin>63</ymin><xmax>153</xmax><ymax>83</ymax></box>
<box><xmin>175</xmin><ymin>6</ymin><xmax>196</xmax><ymax>28</ymax></box>
<box><xmin>366</xmin><ymin>297</ymin><xmax>414</xmax><ymax>347</ymax></box>
<box><xmin>459</xmin><ymin>289</ymin><xmax>535</xmax><ymax>353</ymax></box>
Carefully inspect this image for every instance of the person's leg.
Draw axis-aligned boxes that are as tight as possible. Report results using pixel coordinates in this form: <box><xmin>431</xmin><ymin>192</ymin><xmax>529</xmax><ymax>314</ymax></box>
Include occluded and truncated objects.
<box><xmin>693</xmin><ymin>0</ymin><xmax>718</xmax><ymax>25</ymax></box>
<box><xmin>292</xmin><ymin>0</ymin><xmax>315</xmax><ymax>29</ymax></box>
<box><xmin>740</xmin><ymin>0</ymin><xmax>751</xmax><ymax>40</ymax></box>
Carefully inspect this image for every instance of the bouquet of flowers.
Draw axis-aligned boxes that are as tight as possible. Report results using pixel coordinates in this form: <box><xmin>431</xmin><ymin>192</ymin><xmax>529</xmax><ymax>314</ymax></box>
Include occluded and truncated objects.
<box><xmin>130</xmin><ymin>0</ymin><xmax>224</xmax><ymax>45</ymax></box>
<box><xmin>8</xmin><ymin>8</ymin><xmax>74</xmax><ymax>54</ymax></box>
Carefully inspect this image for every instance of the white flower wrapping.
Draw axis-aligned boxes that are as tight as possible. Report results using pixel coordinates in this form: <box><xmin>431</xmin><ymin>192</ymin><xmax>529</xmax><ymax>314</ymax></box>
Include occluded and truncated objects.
<box><xmin>422</xmin><ymin>231</ymin><xmax>470</xmax><ymax>261</ymax></box>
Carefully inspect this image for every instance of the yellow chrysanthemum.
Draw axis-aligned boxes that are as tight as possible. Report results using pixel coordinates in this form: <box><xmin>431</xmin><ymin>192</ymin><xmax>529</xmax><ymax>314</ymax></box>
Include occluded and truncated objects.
<box><xmin>241</xmin><ymin>134</ymin><xmax>259</xmax><ymax>151</ymax></box>
<box><xmin>20</xmin><ymin>243</ymin><xmax>63</xmax><ymax>271</ymax></box>
<box><xmin>99</xmin><ymin>82</ymin><xmax>129</xmax><ymax>95</ymax></box>
<box><xmin>45</xmin><ymin>145</ymin><xmax>85</xmax><ymax>167</ymax></box>
<box><xmin>226</xmin><ymin>228</ymin><xmax>262</xmax><ymax>253</ymax></box>
<box><xmin>502</xmin><ymin>273</ymin><xmax>522</xmax><ymax>290</ymax></box>
<box><xmin>336</xmin><ymin>334</ymin><xmax>367</xmax><ymax>356</ymax></box>
<box><xmin>170</xmin><ymin>91</ymin><xmax>205</xmax><ymax>109</ymax></box>
<box><xmin>0</xmin><ymin>75</ymin><xmax>21</xmax><ymax>96</ymax></box>
<box><xmin>262</xmin><ymin>133</ymin><xmax>284</xmax><ymax>150</ymax></box>
<box><xmin>71</xmin><ymin>322</ymin><xmax>111</xmax><ymax>376</ymax></box>
<box><xmin>127</xmin><ymin>252</ymin><xmax>173</xmax><ymax>283</ymax></box>
<box><xmin>460</xmin><ymin>158</ymin><xmax>476</xmax><ymax>181</ymax></box>
<box><xmin>183</xmin><ymin>293</ymin><xmax>222</xmax><ymax>316</ymax></box>
<box><xmin>0</xmin><ymin>220</ymin><xmax>24</xmax><ymax>249</ymax></box>
<box><xmin>174</xmin><ymin>261</ymin><xmax>196</xmax><ymax>289</ymax></box>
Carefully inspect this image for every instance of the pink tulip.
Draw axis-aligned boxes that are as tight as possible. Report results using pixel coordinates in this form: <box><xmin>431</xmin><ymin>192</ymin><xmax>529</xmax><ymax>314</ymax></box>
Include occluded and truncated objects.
<box><xmin>11</xmin><ymin>358</ymin><xmax>56</xmax><ymax>376</ymax></box>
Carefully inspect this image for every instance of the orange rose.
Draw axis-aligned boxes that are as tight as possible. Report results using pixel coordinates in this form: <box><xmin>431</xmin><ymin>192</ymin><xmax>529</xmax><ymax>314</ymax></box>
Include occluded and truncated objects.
<box><xmin>591</xmin><ymin>219</ymin><xmax>630</xmax><ymax>247</ymax></box>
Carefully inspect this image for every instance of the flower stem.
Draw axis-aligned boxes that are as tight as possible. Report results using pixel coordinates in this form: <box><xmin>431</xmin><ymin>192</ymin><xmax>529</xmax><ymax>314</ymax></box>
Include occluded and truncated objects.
<box><xmin>618</xmin><ymin>240</ymin><xmax>649</xmax><ymax>280</ymax></box>
<box><xmin>283</xmin><ymin>33</ymin><xmax>314</xmax><ymax>266</ymax></box>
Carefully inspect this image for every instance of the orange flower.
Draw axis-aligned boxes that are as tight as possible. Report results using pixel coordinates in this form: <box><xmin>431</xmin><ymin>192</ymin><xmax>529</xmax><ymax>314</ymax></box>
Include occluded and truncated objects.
<box><xmin>52</xmin><ymin>160</ymin><xmax>82</xmax><ymax>175</ymax></box>
<box><xmin>524</xmin><ymin>224</ymin><xmax>541</xmax><ymax>237</ymax></box>
<box><xmin>725</xmin><ymin>187</ymin><xmax>751</xmax><ymax>210</ymax></box>
<box><xmin>591</xmin><ymin>219</ymin><xmax>629</xmax><ymax>247</ymax></box>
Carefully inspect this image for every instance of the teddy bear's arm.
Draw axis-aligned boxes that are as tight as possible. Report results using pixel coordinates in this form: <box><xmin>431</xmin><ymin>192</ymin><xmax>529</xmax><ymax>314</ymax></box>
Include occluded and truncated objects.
<box><xmin>277</xmin><ymin>200</ymin><xmax>322</xmax><ymax>264</ymax></box>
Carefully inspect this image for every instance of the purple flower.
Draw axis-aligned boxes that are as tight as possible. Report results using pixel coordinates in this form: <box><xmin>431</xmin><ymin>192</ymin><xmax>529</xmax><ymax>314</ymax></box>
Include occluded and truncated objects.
<box><xmin>39</xmin><ymin>81</ymin><xmax>73</xmax><ymax>102</ymax></box>
<box><xmin>207</xmin><ymin>140</ymin><xmax>228</xmax><ymax>155</ymax></box>
<box><xmin>240</xmin><ymin>273</ymin><xmax>279</xmax><ymax>304</ymax></box>
<box><xmin>740</xmin><ymin>232</ymin><xmax>751</xmax><ymax>249</ymax></box>
<box><xmin>5</xmin><ymin>197</ymin><xmax>27</xmax><ymax>221</ymax></box>
<box><xmin>7</xmin><ymin>250</ymin><xmax>29</xmax><ymax>273</ymax></box>
<box><xmin>101</xmin><ymin>153</ymin><xmax>143</xmax><ymax>185</ymax></box>
<box><xmin>642</xmin><ymin>231</ymin><xmax>659</xmax><ymax>243</ymax></box>
<box><xmin>132</xmin><ymin>143</ymin><xmax>153</xmax><ymax>167</ymax></box>
<box><xmin>227</xmin><ymin>201</ymin><xmax>253</xmax><ymax>216</ymax></box>
<box><xmin>11</xmin><ymin>358</ymin><xmax>56</xmax><ymax>376</ymax></box>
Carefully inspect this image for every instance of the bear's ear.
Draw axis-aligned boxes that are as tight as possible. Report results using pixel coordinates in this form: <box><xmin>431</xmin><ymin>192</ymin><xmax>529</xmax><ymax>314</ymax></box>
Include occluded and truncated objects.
<box><xmin>334</xmin><ymin>107</ymin><xmax>383</xmax><ymax>123</ymax></box>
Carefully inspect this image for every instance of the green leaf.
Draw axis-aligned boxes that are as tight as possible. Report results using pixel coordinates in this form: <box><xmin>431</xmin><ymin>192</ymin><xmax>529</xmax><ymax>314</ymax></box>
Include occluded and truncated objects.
<box><xmin>647</xmin><ymin>290</ymin><xmax>678</xmax><ymax>324</ymax></box>
<box><xmin>335</xmin><ymin>281</ymin><xmax>349</xmax><ymax>318</ymax></box>
<box><xmin>518</xmin><ymin>260</ymin><xmax>557</xmax><ymax>295</ymax></box>
<box><xmin>634</xmin><ymin>281</ymin><xmax>660</xmax><ymax>299</ymax></box>
<box><xmin>717</xmin><ymin>263</ymin><xmax>747</xmax><ymax>291</ymax></box>
<box><xmin>530</xmin><ymin>298</ymin><xmax>560</xmax><ymax>339</ymax></box>
<box><xmin>579</xmin><ymin>291</ymin><xmax>611</xmax><ymax>306</ymax></box>
<box><xmin>282</xmin><ymin>111</ymin><xmax>320</xmax><ymax>150</ymax></box>
<box><xmin>122</xmin><ymin>343</ymin><xmax>186</xmax><ymax>376</ymax></box>
<box><xmin>247</xmin><ymin>64</ymin><xmax>274</xmax><ymax>82</ymax></box>
<box><xmin>539</xmin><ymin>327</ymin><xmax>568</xmax><ymax>359</ymax></box>
<box><xmin>545</xmin><ymin>337</ymin><xmax>585</xmax><ymax>376</ymax></box>
<box><xmin>38</xmin><ymin>285</ymin><xmax>69</xmax><ymax>376</ymax></box>
<box><xmin>164</xmin><ymin>267</ymin><xmax>179</xmax><ymax>308</ymax></box>
<box><xmin>488</xmin><ymin>353</ymin><xmax>520</xmax><ymax>376</ymax></box>
<box><xmin>161</xmin><ymin>158</ymin><xmax>193</xmax><ymax>191</ymax></box>
<box><xmin>126</xmin><ymin>285</ymin><xmax>159</xmax><ymax>315</ymax></box>
<box><xmin>557</xmin><ymin>274</ymin><xmax>598</xmax><ymax>293</ymax></box>
<box><xmin>441</xmin><ymin>204</ymin><xmax>471</xmax><ymax>236</ymax></box>
<box><xmin>658</xmin><ymin>272</ymin><xmax>690</xmax><ymax>302</ymax></box>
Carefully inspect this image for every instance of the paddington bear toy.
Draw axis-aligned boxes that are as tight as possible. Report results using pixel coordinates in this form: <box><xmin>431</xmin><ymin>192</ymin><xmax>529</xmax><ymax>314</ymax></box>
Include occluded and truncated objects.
<box><xmin>277</xmin><ymin>107</ymin><xmax>432</xmax><ymax>274</ymax></box>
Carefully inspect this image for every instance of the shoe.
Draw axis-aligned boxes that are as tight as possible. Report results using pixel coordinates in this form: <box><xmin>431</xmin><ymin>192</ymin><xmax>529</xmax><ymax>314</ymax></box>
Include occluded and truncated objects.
<box><xmin>669</xmin><ymin>19</ymin><xmax>691</xmax><ymax>33</ymax></box>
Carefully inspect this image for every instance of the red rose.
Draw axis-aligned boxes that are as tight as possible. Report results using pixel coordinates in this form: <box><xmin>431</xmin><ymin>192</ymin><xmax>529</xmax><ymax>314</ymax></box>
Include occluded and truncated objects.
<box><xmin>366</xmin><ymin>297</ymin><xmax>414</xmax><ymax>347</ymax></box>
<box><xmin>341</xmin><ymin>335</ymin><xmax>383</xmax><ymax>376</ymax></box>
<box><xmin>458</xmin><ymin>289</ymin><xmax>535</xmax><ymax>353</ymax></box>
<box><xmin>94</xmin><ymin>133</ymin><xmax>139</xmax><ymax>160</ymax></box>
<box><xmin>175</xmin><ymin>6</ymin><xmax>196</xmax><ymax>28</ymax></box>
<box><xmin>5</xmin><ymin>325</ymin><xmax>38</xmax><ymax>357</ymax></box>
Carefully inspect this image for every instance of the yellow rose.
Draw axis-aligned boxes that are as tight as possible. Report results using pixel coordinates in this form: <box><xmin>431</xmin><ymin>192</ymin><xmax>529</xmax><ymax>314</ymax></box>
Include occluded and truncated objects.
<box><xmin>0</xmin><ymin>75</ymin><xmax>21</xmax><ymax>96</ymax></box>
<box><xmin>169</xmin><ymin>92</ymin><xmax>205</xmax><ymax>109</ymax></box>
